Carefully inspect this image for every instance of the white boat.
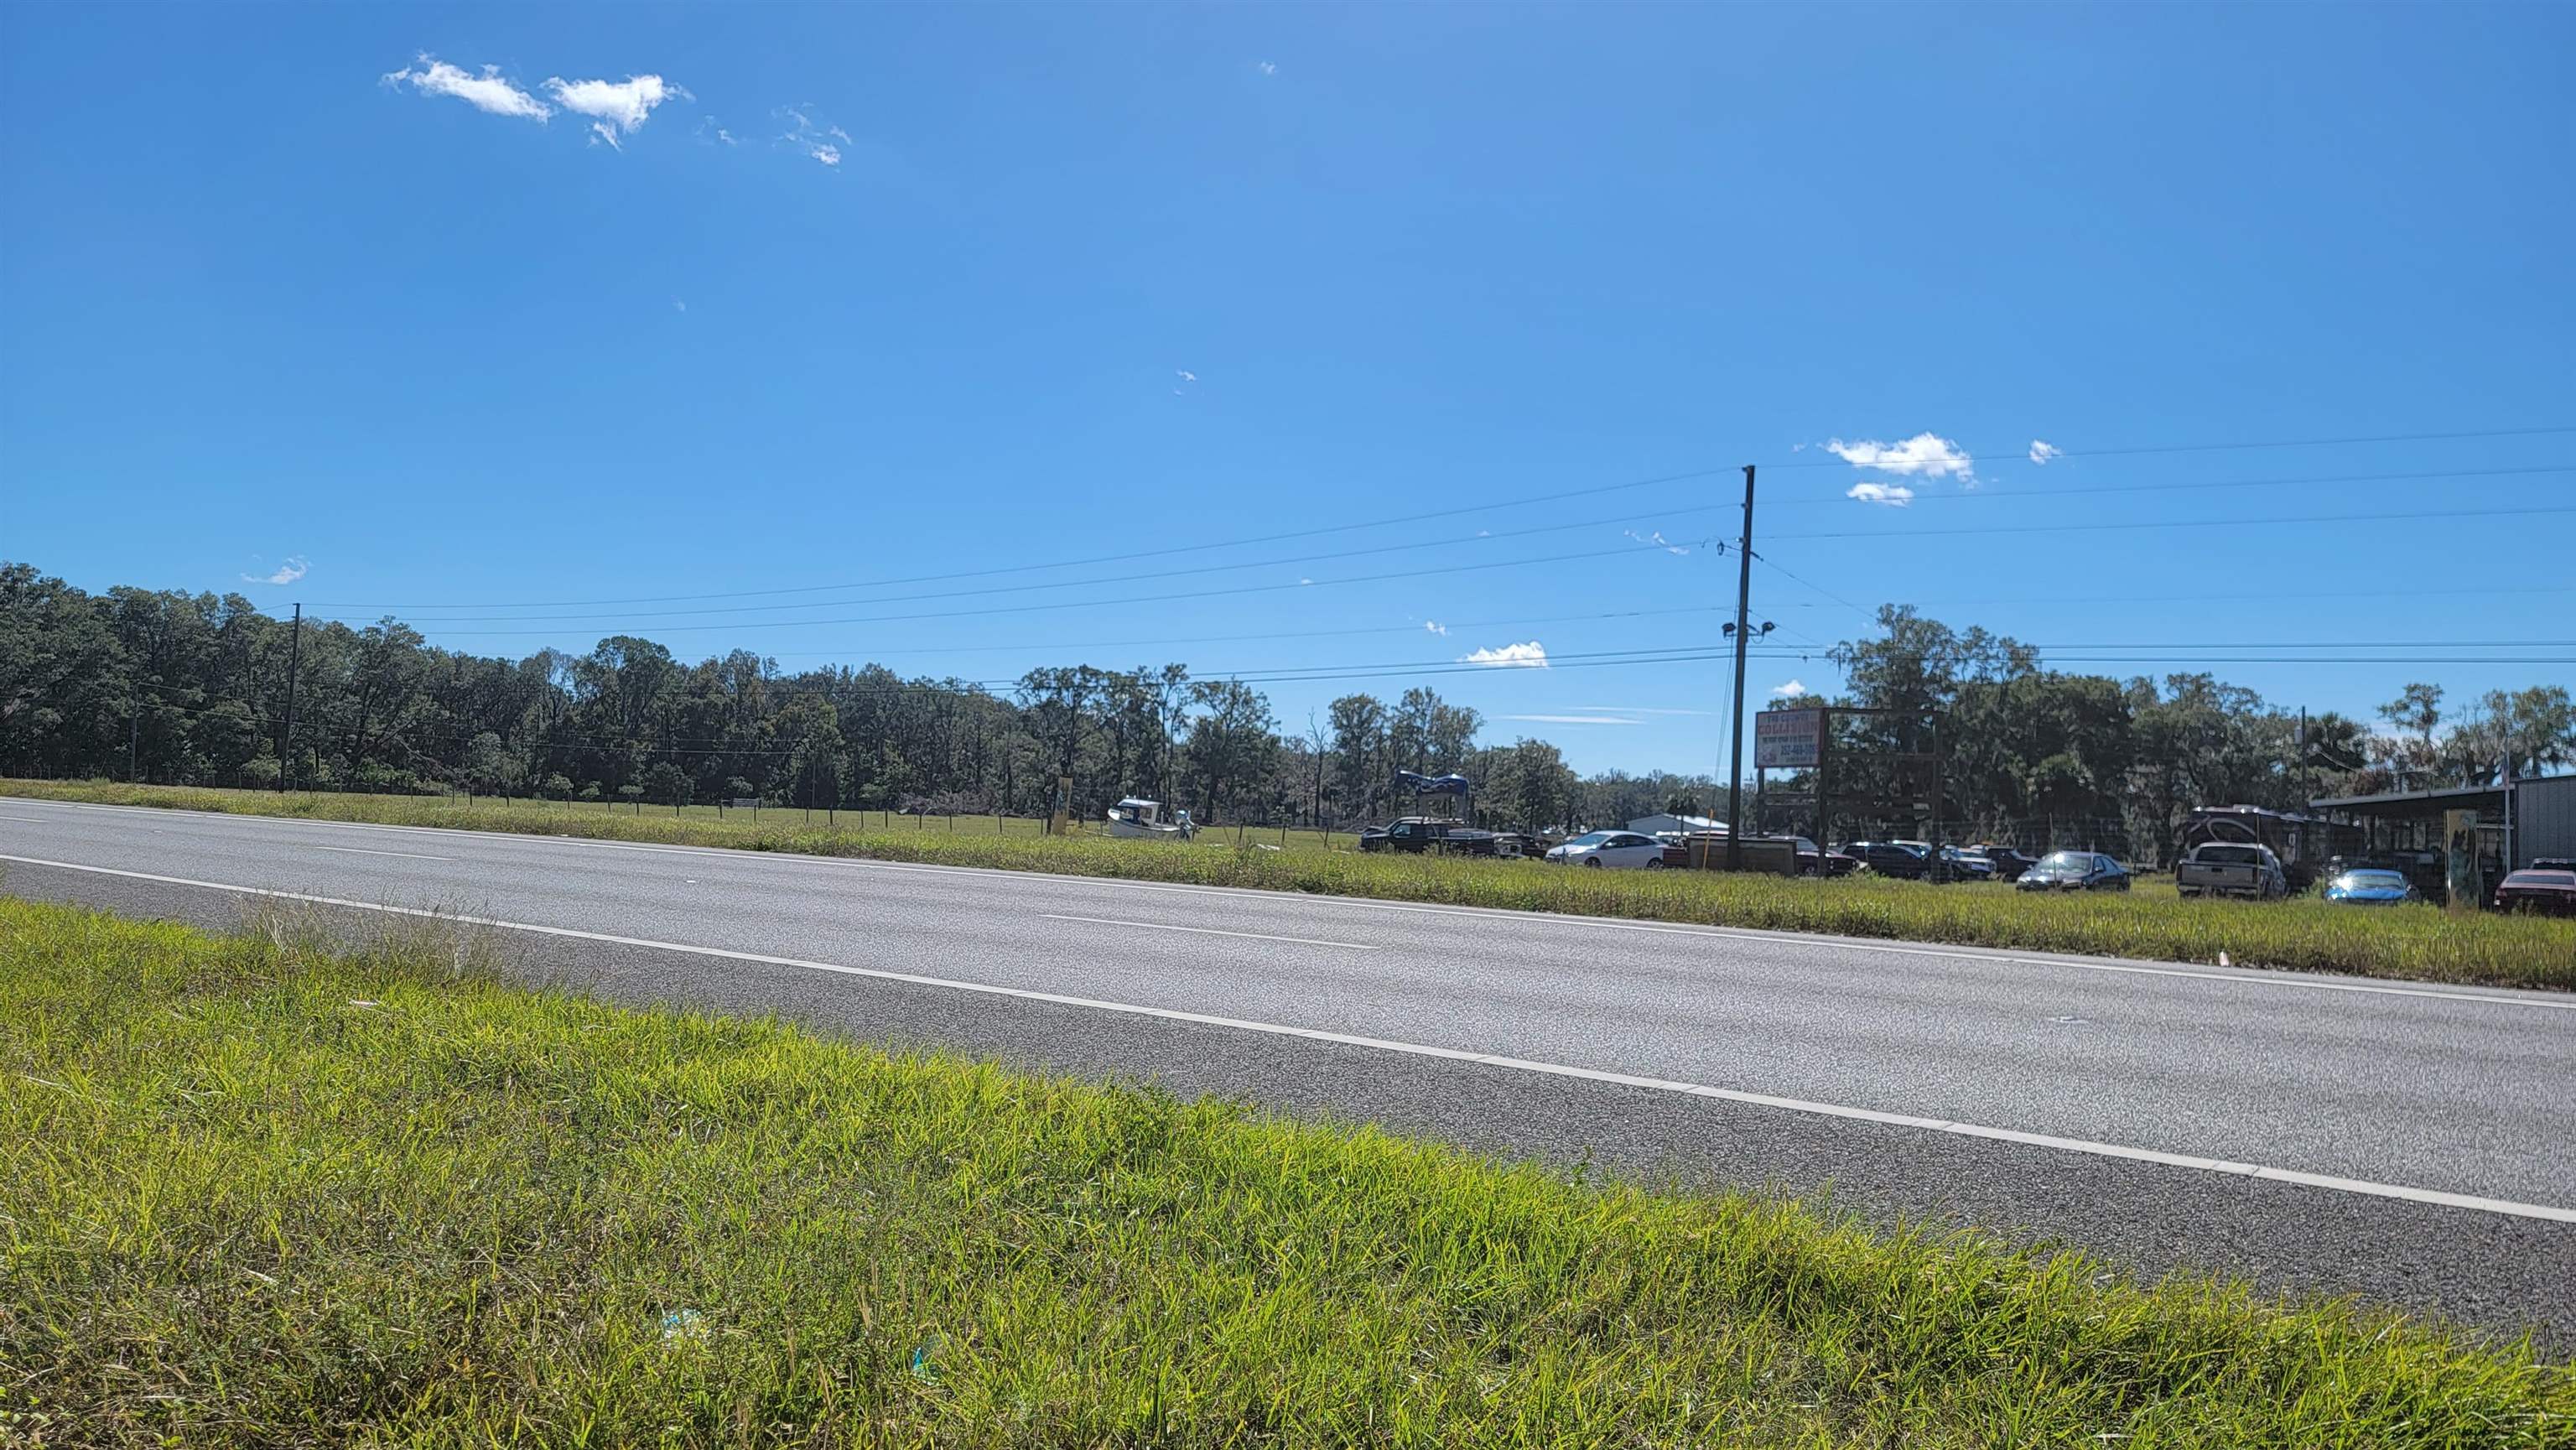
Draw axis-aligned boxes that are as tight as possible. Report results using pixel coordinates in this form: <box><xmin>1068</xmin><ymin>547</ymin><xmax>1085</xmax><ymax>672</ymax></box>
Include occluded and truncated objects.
<box><xmin>1105</xmin><ymin>798</ymin><xmax>1197</xmax><ymax>840</ymax></box>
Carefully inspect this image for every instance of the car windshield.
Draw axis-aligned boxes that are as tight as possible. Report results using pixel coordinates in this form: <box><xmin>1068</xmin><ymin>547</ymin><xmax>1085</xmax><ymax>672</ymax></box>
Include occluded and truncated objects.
<box><xmin>1566</xmin><ymin>831</ymin><xmax>1613</xmax><ymax>847</ymax></box>
<box><xmin>2335</xmin><ymin>871</ymin><xmax>2407</xmax><ymax>890</ymax></box>
<box><xmin>2038</xmin><ymin>851</ymin><xmax>2090</xmax><ymax>871</ymax></box>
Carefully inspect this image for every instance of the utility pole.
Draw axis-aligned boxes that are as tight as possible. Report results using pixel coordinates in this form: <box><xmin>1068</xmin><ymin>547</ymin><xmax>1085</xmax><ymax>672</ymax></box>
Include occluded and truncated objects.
<box><xmin>2296</xmin><ymin>706</ymin><xmax>2310</xmax><ymax>815</ymax></box>
<box><xmin>279</xmin><ymin>602</ymin><xmax>303</xmax><ymax>793</ymax></box>
<box><xmin>1724</xmin><ymin>465</ymin><xmax>1757</xmax><ymax>871</ymax></box>
<box><xmin>128</xmin><ymin>709</ymin><xmax>140</xmax><ymax>784</ymax></box>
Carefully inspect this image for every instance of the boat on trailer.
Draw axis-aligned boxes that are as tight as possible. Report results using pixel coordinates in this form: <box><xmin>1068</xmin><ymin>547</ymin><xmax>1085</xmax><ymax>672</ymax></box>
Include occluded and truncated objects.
<box><xmin>1105</xmin><ymin>798</ymin><xmax>1197</xmax><ymax>840</ymax></box>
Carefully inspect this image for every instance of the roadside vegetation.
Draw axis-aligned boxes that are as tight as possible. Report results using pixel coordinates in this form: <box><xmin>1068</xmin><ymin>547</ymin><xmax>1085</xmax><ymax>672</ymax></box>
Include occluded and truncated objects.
<box><xmin>3</xmin><ymin>897</ymin><xmax>2568</xmax><ymax>1447</ymax></box>
<box><xmin>10</xmin><ymin>778</ymin><xmax>2573</xmax><ymax>990</ymax></box>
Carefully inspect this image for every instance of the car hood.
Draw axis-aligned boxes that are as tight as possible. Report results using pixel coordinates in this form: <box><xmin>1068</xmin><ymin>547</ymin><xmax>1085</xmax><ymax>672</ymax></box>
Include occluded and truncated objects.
<box><xmin>2327</xmin><ymin>886</ymin><xmax>2409</xmax><ymax>902</ymax></box>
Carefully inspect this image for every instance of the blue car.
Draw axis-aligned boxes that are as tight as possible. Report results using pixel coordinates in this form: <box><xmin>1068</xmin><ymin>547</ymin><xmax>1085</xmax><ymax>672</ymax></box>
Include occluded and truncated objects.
<box><xmin>2322</xmin><ymin>868</ymin><xmax>2418</xmax><ymax>906</ymax></box>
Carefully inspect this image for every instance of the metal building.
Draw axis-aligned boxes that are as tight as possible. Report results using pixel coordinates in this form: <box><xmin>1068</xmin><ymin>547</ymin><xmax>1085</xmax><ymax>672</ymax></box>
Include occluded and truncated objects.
<box><xmin>2309</xmin><ymin>773</ymin><xmax>2576</xmax><ymax>875</ymax></box>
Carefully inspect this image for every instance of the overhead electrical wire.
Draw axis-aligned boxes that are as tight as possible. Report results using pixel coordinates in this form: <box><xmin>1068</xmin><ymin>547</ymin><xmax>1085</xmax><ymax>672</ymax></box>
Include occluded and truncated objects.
<box><xmin>1757</xmin><ymin>423</ymin><xmax>2576</xmax><ymax>472</ymax></box>
<box><xmin>1765</xmin><ymin>502</ymin><xmax>2576</xmax><ymax>543</ymax></box>
<box><xmin>325</xmin><ymin>460</ymin><xmax>2576</xmax><ymax>628</ymax></box>
<box><xmin>304</xmin><ymin>463</ymin><xmax>1744</xmax><ymax>611</ymax></box>
<box><xmin>351</xmin><ymin>500</ymin><xmax>2574</xmax><ymax>641</ymax></box>
<box><xmin>303</xmin><ymin>438</ymin><xmax>2575</xmax><ymax>617</ymax></box>
<box><xmin>304</xmin><ymin>502</ymin><xmax>1737</xmax><ymax>627</ymax></box>
<box><xmin>332</xmin><ymin>536</ymin><xmax>1723</xmax><ymax>638</ymax></box>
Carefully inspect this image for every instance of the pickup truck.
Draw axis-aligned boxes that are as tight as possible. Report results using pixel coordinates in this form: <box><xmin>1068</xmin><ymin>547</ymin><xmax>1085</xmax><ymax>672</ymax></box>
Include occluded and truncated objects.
<box><xmin>2176</xmin><ymin>842</ymin><xmax>2288</xmax><ymax>900</ymax></box>
<box><xmin>1356</xmin><ymin>817</ymin><xmax>1524</xmax><ymax>857</ymax></box>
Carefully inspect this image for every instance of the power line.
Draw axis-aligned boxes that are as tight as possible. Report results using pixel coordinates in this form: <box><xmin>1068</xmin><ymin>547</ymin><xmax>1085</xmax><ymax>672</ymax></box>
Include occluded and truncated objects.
<box><xmin>304</xmin><ymin>463</ymin><xmax>1742</xmax><ymax>611</ymax></box>
<box><xmin>1751</xmin><ymin>553</ymin><xmax>1875</xmax><ymax>626</ymax></box>
<box><xmin>1767</xmin><ymin>502</ymin><xmax>2576</xmax><ymax>543</ymax></box>
<box><xmin>1760</xmin><ymin>423</ymin><xmax>2576</xmax><ymax>472</ymax></box>
<box><xmin>353</xmin><ymin>536</ymin><xmax>1723</xmax><ymax>639</ymax></box>
<box><xmin>751</xmin><ymin>605</ymin><xmax>1730</xmax><ymax>659</ymax></box>
<box><xmin>314</xmin><ymin>500</ymin><xmax>2575</xmax><ymax>644</ymax></box>
<box><xmin>1757</xmin><ymin>461</ymin><xmax>2575</xmax><ymax>505</ymax></box>
<box><xmin>305</xmin><ymin>502</ymin><xmax>1735</xmax><ymax>627</ymax></box>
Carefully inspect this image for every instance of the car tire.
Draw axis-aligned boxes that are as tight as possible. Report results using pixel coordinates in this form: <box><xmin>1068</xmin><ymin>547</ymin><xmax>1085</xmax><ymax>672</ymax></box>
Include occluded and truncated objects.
<box><xmin>1645</xmin><ymin>859</ymin><xmax>1665</xmax><ymax>871</ymax></box>
<box><xmin>1583</xmin><ymin>857</ymin><xmax>1602</xmax><ymax>868</ymax></box>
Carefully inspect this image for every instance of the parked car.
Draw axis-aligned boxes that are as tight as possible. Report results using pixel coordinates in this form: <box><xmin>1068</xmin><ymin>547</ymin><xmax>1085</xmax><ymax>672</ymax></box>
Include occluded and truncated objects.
<box><xmin>1545</xmin><ymin>829</ymin><xmax>1675</xmax><ymax>870</ymax></box>
<box><xmin>1357</xmin><ymin>817</ymin><xmax>1511</xmax><ymax>856</ymax></box>
<box><xmin>2321</xmin><ymin>867</ymin><xmax>2419</xmax><ymax>906</ymax></box>
<box><xmin>2176</xmin><ymin>842</ymin><xmax>2288</xmax><ymax>900</ymax></box>
<box><xmin>2016</xmin><ymin>850</ymin><xmax>2132</xmax><ymax>892</ymax></box>
<box><xmin>1841</xmin><ymin>840</ymin><xmax>1931</xmax><ymax>879</ymax></box>
<box><xmin>2496</xmin><ymin>865</ymin><xmax>2576</xmax><ymax>916</ymax></box>
<box><xmin>1935</xmin><ymin>845</ymin><xmax>1997</xmax><ymax>882</ymax></box>
<box><xmin>1792</xmin><ymin>837</ymin><xmax>1861</xmax><ymax>877</ymax></box>
<box><xmin>1978</xmin><ymin>846</ymin><xmax>2039</xmax><ymax>881</ymax></box>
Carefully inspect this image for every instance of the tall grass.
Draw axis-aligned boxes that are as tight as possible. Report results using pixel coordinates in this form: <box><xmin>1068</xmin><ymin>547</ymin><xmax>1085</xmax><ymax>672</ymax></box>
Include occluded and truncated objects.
<box><xmin>2</xmin><ymin>897</ymin><xmax>2566</xmax><ymax>1447</ymax></box>
<box><xmin>9</xmin><ymin>777</ymin><xmax>2573</xmax><ymax>990</ymax></box>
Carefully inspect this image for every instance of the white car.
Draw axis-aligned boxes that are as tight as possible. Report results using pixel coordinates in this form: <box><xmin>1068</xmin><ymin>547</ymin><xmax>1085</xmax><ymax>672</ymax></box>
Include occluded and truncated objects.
<box><xmin>1543</xmin><ymin>829</ymin><xmax>1673</xmax><ymax>870</ymax></box>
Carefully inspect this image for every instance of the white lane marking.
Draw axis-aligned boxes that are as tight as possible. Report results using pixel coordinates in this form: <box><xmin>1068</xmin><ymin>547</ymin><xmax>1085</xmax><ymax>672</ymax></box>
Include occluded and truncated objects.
<box><xmin>8</xmin><ymin>797</ymin><xmax>2570</xmax><ymax>1013</ymax></box>
<box><xmin>0</xmin><ymin>814</ymin><xmax>60</xmax><ymax>823</ymax></box>
<box><xmin>311</xmin><ymin>845</ymin><xmax>456</xmax><ymax>861</ymax></box>
<box><xmin>1042</xmin><ymin>912</ymin><xmax>1379</xmax><ymax>951</ymax></box>
<box><xmin>5</xmin><ymin>850</ymin><xmax>2573</xmax><ymax>1225</ymax></box>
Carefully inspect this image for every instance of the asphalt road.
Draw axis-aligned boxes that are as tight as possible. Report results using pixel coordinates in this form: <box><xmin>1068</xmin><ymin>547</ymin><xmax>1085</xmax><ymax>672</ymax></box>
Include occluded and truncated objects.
<box><xmin>6</xmin><ymin>794</ymin><xmax>2573</xmax><ymax>1343</ymax></box>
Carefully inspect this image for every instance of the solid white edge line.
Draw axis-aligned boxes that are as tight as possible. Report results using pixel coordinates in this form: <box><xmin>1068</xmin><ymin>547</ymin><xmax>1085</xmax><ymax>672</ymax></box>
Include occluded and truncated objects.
<box><xmin>311</xmin><ymin>845</ymin><xmax>457</xmax><ymax>861</ymax></box>
<box><xmin>1042</xmin><ymin>912</ymin><xmax>1379</xmax><ymax>950</ymax></box>
<box><xmin>7</xmin><ymin>794</ymin><xmax>2570</xmax><ymax>1014</ymax></box>
<box><xmin>4</xmin><ymin>850</ymin><xmax>2572</xmax><ymax>1225</ymax></box>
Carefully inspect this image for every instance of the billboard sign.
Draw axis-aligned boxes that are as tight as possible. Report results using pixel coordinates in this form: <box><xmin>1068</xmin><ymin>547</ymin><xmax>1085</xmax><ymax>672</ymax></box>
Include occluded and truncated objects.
<box><xmin>1754</xmin><ymin>709</ymin><xmax>1825</xmax><ymax>771</ymax></box>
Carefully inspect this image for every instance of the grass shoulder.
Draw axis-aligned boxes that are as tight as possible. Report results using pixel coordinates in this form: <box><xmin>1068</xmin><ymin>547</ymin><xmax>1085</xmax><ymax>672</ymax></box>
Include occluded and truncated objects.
<box><xmin>7</xmin><ymin>778</ymin><xmax>2572</xmax><ymax>991</ymax></box>
<box><xmin>1</xmin><ymin>897</ymin><xmax>2566</xmax><ymax>1446</ymax></box>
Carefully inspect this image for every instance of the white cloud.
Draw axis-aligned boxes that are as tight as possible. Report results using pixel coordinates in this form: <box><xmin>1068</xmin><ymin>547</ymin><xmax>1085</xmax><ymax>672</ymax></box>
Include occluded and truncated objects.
<box><xmin>698</xmin><ymin>117</ymin><xmax>738</xmax><ymax>146</ymax></box>
<box><xmin>543</xmin><ymin>74</ymin><xmax>684</xmax><ymax>144</ymax></box>
<box><xmin>1846</xmin><ymin>482</ymin><xmax>1914</xmax><ymax>507</ymax></box>
<box><xmin>1825</xmin><ymin>433</ymin><xmax>1975</xmax><ymax>483</ymax></box>
<box><xmin>1500</xmin><ymin>714</ymin><xmax>1642</xmax><ymax>726</ymax></box>
<box><xmin>1770</xmin><ymin>679</ymin><xmax>1808</xmax><ymax>698</ymax></box>
<box><xmin>1460</xmin><ymin>641</ymin><xmax>1549</xmax><ymax>668</ymax></box>
<box><xmin>1298</xmin><ymin>578</ymin><xmax>1314</xmax><ymax>585</ymax></box>
<box><xmin>1572</xmin><ymin>705</ymin><xmax>1714</xmax><ymax>717</ymax></box>
<box><xmin>673</xmin><ymin>298</ymin><xmax>687</xmax><ymax>313</ymax></box>
<box><xmin>381</xmin><ymin>55</ymin><xmax>552</xmax><ymax>121</ymax></box>
<box><xmin>778</xmin><ymin>107</ymin><xmax>846</xmax><ymax>167</ymax></box>
<box><xmin>1256</xmin><ymin>60</ymin><xmax>1279</xmax><ymax>75</ymax></box>
<box><xmin>1176</xmin><ymin>369</ymin><xmax>1197</xmax><ymax>383</ymax></box>
<box><xmin>242</xmin><ymin>555</ymin><xmax>309</xmax><ymax>586</ymax></box>
<box><xmin>2028</xmin><ymin>439</ymin><xmax>2062</xmax><ymax>465</ymax></box>
<box><xmin>1424</xmin><ymin>621</ymin><xmax>1449</xmax><ymax>636</ymax></box>
<box><xmin>1623</xmin><ymin>528</ymin><xmax>1690</xmax><ymax>555</ymax></box>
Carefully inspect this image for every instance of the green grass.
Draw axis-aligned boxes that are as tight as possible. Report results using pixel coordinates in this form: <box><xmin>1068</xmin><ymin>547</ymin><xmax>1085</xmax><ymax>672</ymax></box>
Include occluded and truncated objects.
<box><xmin>9</xmin><ymin>777</ymin><xmax>2574</xmax><ymax>991</ymax></box>
<box><xmin>2</xmin><ymin>898</ymin><xmax>2567</xmax><ymax>1447</ymax></box>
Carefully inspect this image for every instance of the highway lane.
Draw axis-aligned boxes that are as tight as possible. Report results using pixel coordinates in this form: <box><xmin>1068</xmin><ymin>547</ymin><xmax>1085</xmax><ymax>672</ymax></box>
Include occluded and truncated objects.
<box><xmin>6</xmin><ymin>793</ymin><xmax>2574</xmax><ymax>1339</ymax></box>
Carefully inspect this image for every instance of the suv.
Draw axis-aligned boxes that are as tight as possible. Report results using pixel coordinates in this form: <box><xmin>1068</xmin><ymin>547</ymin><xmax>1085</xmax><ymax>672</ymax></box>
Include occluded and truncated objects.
<box><xmin>1842</xmin><ymin>840</ymin><xmax>1931</xmax><ymax>880</ymax></box>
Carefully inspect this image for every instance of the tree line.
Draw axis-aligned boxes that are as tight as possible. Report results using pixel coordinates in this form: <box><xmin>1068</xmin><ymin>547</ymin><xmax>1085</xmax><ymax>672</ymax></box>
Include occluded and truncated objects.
<box><xmin>5</xmin><ymin>566</ymin><xmax>2565</xmax><ymax>855</ymax></box>
<box><xmin>1799</xmin><ymin>605</ymin><xmax>2574</xmax><ymax>859</ymax></box>
<box><xmin>0</xmin><ymin>564</ymin><xmax>1723</xmax><ymax>829</ymax></box>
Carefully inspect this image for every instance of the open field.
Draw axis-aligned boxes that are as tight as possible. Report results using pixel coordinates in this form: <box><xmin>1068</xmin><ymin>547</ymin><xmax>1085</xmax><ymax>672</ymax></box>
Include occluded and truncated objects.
<box><xmin>3</xmin><ymin>897</ymin><xmax>2567</xmax><ymax>1447</ymax></box>
<box><xmin>9</xmin><ymin>779</ymin><xmax>2573</xmax><ymax>990</ymax></box>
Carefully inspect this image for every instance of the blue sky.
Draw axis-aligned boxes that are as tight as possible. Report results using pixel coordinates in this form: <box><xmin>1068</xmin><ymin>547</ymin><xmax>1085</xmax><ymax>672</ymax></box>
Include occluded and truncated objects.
<box><xmin>4</xmin><ymin>3</ymin><xmax>2570</xmax><ymax>775</ymax></box>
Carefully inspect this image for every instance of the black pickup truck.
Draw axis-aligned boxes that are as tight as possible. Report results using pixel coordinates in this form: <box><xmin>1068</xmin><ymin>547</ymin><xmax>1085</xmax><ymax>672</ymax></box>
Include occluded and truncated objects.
<box><xmin>1357</xmin><ymin>817</ymin><xmax>1531</xmax><ymax>857</ymax></box>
